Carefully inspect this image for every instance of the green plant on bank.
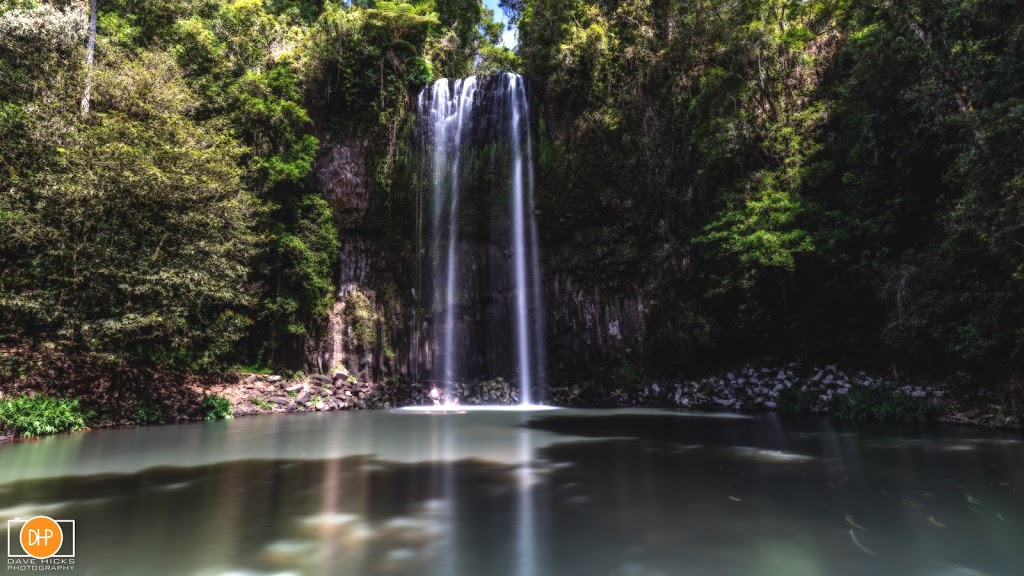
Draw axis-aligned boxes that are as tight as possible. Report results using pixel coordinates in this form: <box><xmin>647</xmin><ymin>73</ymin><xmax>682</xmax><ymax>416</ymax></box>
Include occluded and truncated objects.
<box><xmin>251</xmin><ymin>397</ymin><xmax>273</xmax><ymax>410</ymax></box>
<box><xmin>200</xmin><ymin>394</ymin><xmax>234</xmax><ymax>421</ymax></box>
<box><xmin>232</xmin><ymin>364</ymin><xmax>277</xmax><ymax>375</ymax></box>
<box><xmin>133</xmin><ymin>403</ymin><xmax>166</xmax><ymax>426</ymax></box>
<box><xmin>826</xmin><ymin>385</ymin><xmax>941</xmax><ymax>423</ymax></box>
<box><xmin>777</xmin><ymin>382</ymin><xmax>937</xmax><ymax>422</ymax></box>
<box><xmin>347</xmin><ymin>375</ymin><xmax>357</xmax><ymax>384</ymax></box>
<box><xmin>0</xmin><ymin>395</ymin><xmax>86</xmax><ymax>438</ymax></box>
<box><xmin>777</xmin><ymin>386</ymin><xmax>819</xmax><ymax>414</ymax></box>
<box><xmin>344</xmin><ymin>290</ymin><xmax>377</xmax><ymax>349</ymax></box>
<box><xmin>287</xmin><ymin>389</ymin><xmax>298</xmax><ymax>399</ymax></box>
<box><xmin>616</xmin><ymin>360</ymin><xmax>643</xmax><ymax>387</ymax></box>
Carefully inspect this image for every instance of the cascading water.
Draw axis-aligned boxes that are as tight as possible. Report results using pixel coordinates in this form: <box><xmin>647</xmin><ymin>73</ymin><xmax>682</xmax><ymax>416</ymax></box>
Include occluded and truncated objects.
<box><xmin>506</xmin><ymin>74</ymin><xmax>544</xmax><ymax>405</ymax></box>
<box><xmin>416</xmin><ymin>73</ymin><xmax>545</xmax><ymax>405</ymax></box>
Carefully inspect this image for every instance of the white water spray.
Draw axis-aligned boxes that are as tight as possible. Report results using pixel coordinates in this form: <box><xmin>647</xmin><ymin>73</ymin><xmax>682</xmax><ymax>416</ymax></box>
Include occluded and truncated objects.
<box><xmin>417</xmin><ymin>73</ymin><xmax>544</xmax><ymax>405</ymax></box>
<box><xmin>420</xmin><ymin>77</ymin><xmax>477</xmax><ymax>399</ymax></box>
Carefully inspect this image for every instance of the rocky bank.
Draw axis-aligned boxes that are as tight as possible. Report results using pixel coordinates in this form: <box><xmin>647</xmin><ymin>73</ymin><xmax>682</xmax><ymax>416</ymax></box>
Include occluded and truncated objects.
<box><xmin>201</xmin><ymin>363</ymin><xmax>1019</xmax><ymax>429</ymax></box>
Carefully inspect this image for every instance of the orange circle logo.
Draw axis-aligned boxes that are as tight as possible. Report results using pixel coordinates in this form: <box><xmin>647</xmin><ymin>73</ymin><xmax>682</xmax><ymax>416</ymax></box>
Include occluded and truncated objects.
<box><xmin>19</xmin><ymin>516</ymin><xmax>63</xmax><ymax>559</ymax></box>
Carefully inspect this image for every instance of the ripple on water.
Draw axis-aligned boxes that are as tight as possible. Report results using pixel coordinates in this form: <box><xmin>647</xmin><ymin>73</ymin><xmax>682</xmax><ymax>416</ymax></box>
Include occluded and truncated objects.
<box><xmin>0</xmin><ymin>501</ymin><xmax>69</xmax><ymax>521</ymax></box>
<box><xmin>729</xmin><ymin>446</ymin><xmax>815</xmax><ymax>463</ymax></box>
<box><xmin>193</xmin><ymin>565</ymin><xmax>299</xmax><ymax>569</ymax></box>
<box><xmin>297</xmin><ymin>512</ymin><xmax>359</xmax><ymax>528</ymax></box>
<box><xmin>262</xmin><ymin>540</ymin><xmax>317</xmax><ymax>560</ymax></box>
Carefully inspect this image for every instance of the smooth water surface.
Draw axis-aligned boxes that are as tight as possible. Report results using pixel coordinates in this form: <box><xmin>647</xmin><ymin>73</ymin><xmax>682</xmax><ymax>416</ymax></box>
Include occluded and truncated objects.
<box><xmin>0</xmin><ymin>409</ymin><xmax>1021</xmax><ymax>576</ymax></box>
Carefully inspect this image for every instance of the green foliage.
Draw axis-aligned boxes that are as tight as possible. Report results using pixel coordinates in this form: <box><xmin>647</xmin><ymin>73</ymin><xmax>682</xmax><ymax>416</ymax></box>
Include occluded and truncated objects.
<box><xmin>0</xmin><ymin>0</ymin><xmax>503</xmax><ymax>390</ymax></box>
<box><xmin>133</xmin><ymin>403</ymin><xmax>166</xmax><ymax>426</ymax></box>
<box><xmin>0</xmin><ymin>395</ymin><xmax>87</xmax><ymax>438</ymax></box>
<box><xmin>0</xmin><ymin>45</ymin><xmax>261</xmax><ymax>369</ymax></box>
<box><xmin>516</xmin><ymin>0</ymin><xmax>1024</xmax><ymax>379</ymax></box>
<box><xmin>697</xmin><ymin>188</ymin><xmax>815</xmax><ymax>291</ymax></box>
<box><xmin>826</xmin><ymin>385</ymin><xmax>941</xmax><ymax>423</ymax></box>
<box><xmin>777</xmin><ymin>387</ymin><xmax>819</xmax><ymax>415</ymax></box>
<box><xmin>5</xmin><ymin>0</ymin><xmax>1019</xmax><ymax>396</ymax></box>
<box><xmin>616</xmin><ymin>360</ymin><xmax>643</xmax><ymax>387</ymax></box>
<box><xmin>777</xmin><ymin>383</ymin><xmax>940</xmax><ymax>423</ymax></box>
<box><xmin>475</xmin><ymin>44</ymin><xmax>520</xmax><ymax>73</ymax></box>
<box><xmin>364</xmin><ymin>1</ymin><xmax>439</xmax><ymax>34</ymax></box>
<box><xmin>344</xmin><ymin>290</ymin><xmax>376</xmax><ymax>349</ymax></box>
<box><xmin>251</xmin><ymin>396</ymin><xmax>273</xmax><ymax>410</ymax></box>
<box><xmin>199</xmin><ymin>393</ymin><xmax>234</xmax><ymax>420</ymax></box>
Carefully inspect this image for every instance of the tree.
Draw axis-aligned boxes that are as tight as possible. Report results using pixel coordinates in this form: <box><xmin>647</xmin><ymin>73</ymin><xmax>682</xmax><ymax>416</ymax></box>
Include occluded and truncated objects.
<box><xmin>0</xmin><ymin>49</ymin><xmax>262</xmax><ymax>368</ymax></box>
<box><xmin>80</xmin><ymin>0</ymin><xmax>97</xmax><ymax>116</ymax></box>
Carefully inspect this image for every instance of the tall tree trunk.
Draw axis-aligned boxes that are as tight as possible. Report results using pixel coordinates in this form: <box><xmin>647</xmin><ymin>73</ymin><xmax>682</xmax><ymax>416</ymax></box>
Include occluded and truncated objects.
<box><xmin>80</xmin><ymin>0</ymin><xmax>98</xmax><ymax>118</ymax></box>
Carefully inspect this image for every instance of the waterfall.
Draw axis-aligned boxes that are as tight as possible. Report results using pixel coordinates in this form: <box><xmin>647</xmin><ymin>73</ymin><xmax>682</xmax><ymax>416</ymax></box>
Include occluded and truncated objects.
<box><xmin>416</xmin><ymin>73</ymin><xmax>545</xmax><ymax>405</ymax></box>
<box><xmin>418</xmin><ymin>77</ymin><xmax>477</xmax><ymax>399</ymax></box>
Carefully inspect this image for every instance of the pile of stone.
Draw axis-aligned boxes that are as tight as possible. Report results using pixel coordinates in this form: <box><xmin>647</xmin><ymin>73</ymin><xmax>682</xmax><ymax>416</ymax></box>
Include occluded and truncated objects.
<box><xmin>459</xmin><ymin>378</ymin><xmax>519</xmax><ymax>405</ymax></box>
<box><xmin>218</xmin><ymin>363</ymin><xmax>1016</xmax><ymax>429</ymax></box>
<box><xmin>228</xmin><ymin>371</ymin><xmax>525</xmax><ymax>415</ymax></box>
<box><xmin>549</xmin><ymin>363</ymin><xmax>948</xmax><ymax>413</ymax></box>
<box><xmin>230</xmin><ymin>367</ymin><xmax>385</xmax><ymax>415</ymax></box>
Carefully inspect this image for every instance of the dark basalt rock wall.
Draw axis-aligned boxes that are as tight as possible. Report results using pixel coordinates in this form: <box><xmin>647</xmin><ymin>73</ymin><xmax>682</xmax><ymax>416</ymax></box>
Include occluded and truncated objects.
<box><xmin>315</xmin><ymin>76</ymin><xmax>662</xmax><ymax>385</ymax></box>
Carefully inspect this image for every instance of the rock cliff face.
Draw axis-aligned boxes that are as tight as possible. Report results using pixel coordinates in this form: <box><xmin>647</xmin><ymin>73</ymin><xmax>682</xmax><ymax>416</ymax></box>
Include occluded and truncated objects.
<box><xmin>316</xmin><ymin>77</ymin><xmax>659</xmax><ymax>386</ymax></box>
<box><xmin>316</xmin><ymin>136</ymin><xmax>371</xmax><ymax>227</ymax></box>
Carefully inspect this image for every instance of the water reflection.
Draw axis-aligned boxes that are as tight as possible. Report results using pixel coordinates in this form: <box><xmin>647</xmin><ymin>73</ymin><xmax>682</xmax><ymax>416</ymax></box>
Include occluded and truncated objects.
<box><xmin>0</xmin><ymin>410</ymin><xmax>1020</xmax><ymax>575</ymax></box>
<box><xmin>517</xmin><ymin>425</ymin><xmax>536</xmax><ymax>576</ymax></box>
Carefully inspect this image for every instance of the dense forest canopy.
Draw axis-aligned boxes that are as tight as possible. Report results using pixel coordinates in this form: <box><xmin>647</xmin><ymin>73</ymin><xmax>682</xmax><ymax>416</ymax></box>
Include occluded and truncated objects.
<box><xmin>1</xmin><ymin>0</ymin><xmax>1023</xmax><ymax>396</ymax></box>
<box><xmin>0</xmin><ymin>0</ymin><xmax>511</xmax><ymax>383</ymax></box>
<box><xmin>510</xmin><ymin>0</ymin><xmax>1024</xmax><ymax>380</ymax></box>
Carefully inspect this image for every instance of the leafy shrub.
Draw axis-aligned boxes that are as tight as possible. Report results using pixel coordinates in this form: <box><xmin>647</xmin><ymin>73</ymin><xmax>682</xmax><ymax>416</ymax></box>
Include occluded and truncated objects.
<box><xmin>0</xmin><ymin>395</ymin><xmax>86</xmax><ymax>438</ymax></box>
<box><xmin>251</xmin><ymin>397</ymin><xmax>273</xmax><ymax>410</ymax></box>
<box><xmin>133</xmin><ymin>403</ymin><xmax>166</xmax><ymax>426</ymax></box>
<box><xmin>777</xmin><ymin>386</ymin><xmax>818</xmax><ymax>414</ymax></box>
<box><xmin>617</xmin><ymin>361</ymin><xmax>643</xmax><ymax>386</ymax></box>
<box><xmin>826</xmin><ymin>384</ymin><xmax>940</xmax><ymax>422</ymax></box>
<box><xmin>200</xmin><ymin>394</ymin><xmax>233</xmax><ymax>421</ymax></box>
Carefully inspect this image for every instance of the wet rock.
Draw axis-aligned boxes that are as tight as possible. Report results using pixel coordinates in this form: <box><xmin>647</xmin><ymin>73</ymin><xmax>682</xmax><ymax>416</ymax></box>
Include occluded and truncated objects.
<box><xmin>270</xmin><ymin>397</ymin><xmax>290</xmax><ymax>405</ymax></box>
<box><xmin>295</xmin><ymin>390</ymin><xmax>310</xmax><ymax>404</ymax></box>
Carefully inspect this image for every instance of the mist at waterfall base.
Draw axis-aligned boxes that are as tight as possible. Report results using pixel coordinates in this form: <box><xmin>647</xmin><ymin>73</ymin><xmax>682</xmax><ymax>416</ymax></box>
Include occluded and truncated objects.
<box><xmin>414</xmin><ymin>73</ymin><xmax>545</xmax><ymax>407</ymax></box>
